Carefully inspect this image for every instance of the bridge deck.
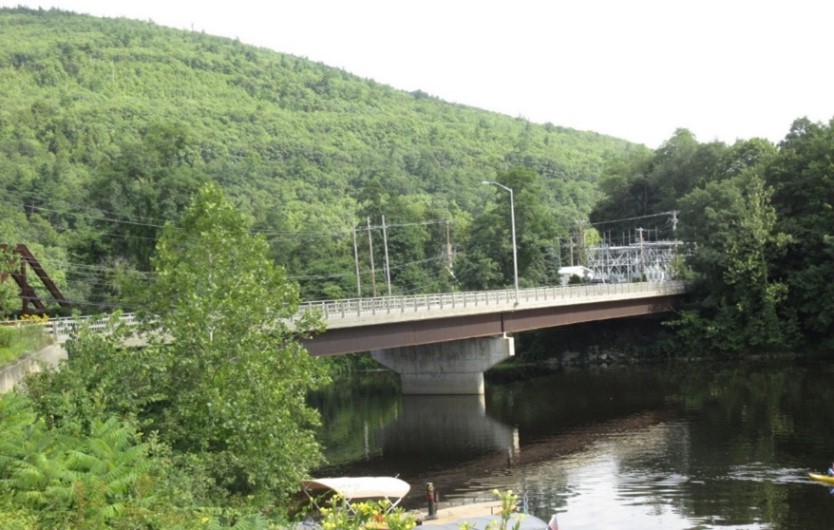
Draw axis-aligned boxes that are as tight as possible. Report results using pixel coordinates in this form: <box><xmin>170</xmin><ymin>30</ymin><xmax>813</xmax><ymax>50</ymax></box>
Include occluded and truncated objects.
<box><xmin>29</xmin><ymin>281</ymin><xmax>688</xmax><ymax>355</ymax></box>
<box><xmin>299</xmin><ymin>281</ymin><xmax>687</xmax><ymax>328</ymax></box>
<box><xmin>301</xmin><ymin>281</ymin><xmax>687</xmax><ymax>355</ymax></box>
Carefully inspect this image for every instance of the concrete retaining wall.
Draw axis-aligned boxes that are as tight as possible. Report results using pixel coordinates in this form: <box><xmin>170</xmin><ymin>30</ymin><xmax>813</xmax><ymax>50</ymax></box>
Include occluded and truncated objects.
<box><xmin>0</xmin><ymin>344</ymin><xmax>67</xmax><ymax>393</ymax></box>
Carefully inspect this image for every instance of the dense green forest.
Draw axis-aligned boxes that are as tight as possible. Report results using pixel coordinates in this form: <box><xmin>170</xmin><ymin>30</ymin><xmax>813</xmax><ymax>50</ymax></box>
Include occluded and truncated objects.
<box><xmin>589</xmin><ymin>123</ymin><xmax>834</xmax><ymax>355</ymax></box>
<box><xmin>0</xmin><ymin>7</ymin><xmax>640</xmax><ymax>312</ymax></box>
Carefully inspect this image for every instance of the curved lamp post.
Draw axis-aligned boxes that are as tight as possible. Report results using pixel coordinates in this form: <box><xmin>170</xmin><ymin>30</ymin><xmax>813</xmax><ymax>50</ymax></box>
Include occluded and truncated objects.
<box><xmin>482</xmin><ymin>180</ymin><xmax>519</xmax><ymax>302</ymax></box>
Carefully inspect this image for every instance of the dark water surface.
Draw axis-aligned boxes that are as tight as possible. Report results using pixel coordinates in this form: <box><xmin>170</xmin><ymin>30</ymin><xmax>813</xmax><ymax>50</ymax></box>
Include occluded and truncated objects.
<box><xmin>310</xmin><ymin>361</ymin><xmax>834</xmax><ymax>529</ymax></box>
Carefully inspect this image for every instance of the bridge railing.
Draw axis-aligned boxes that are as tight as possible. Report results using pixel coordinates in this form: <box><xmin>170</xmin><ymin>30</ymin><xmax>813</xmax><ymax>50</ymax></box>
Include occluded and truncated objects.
<box><xmin>5</xmin><ymin>281</ymin><xmax>687</xmax><ymax>343</ymax></box>
<box><xmin>0</xmin><ymin>313</ymin><xmax>141</xmax><ymax>346</ymax></box>
<box><xmin>44</xmin><ymin>314</ymin><xmax>139</xmax><ymax>343</ymax></box>
<box><xmin>298</xmin><ymin>281</ymin><xmax>688</xmax><ymax>320</ymax></box>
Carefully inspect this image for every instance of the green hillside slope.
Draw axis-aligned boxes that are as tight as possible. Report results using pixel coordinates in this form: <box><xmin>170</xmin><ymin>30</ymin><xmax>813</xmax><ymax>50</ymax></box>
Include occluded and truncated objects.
<box><xmin>0</xmin><ymin>7</ymin><xmax>644</xmax><ymax>309</ymax></box>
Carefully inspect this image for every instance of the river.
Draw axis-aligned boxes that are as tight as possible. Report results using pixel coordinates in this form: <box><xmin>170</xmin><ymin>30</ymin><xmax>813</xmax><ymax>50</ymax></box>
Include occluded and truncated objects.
<box><xmin>309</xmin><ymin>360</ymin><xmax>834</xmax><ymax>529</ymax></box>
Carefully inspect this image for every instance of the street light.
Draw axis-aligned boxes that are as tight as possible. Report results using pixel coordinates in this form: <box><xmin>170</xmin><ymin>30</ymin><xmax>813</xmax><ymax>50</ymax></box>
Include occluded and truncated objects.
<box><xmin>482</xmin><ymin>180</ymin><xmax>519</xmax><ymax>302</ymax></box>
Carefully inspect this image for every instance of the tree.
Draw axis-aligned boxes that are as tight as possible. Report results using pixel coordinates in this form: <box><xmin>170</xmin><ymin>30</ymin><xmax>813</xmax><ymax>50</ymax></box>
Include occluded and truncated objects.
<box><xmin>0</xmin><ymin>389</ymin><xmax>274</xmax><ymax>528</ymax></box>
<box><xmin>591</xmin><ymin>130</ymin><xmax>732</xmax><ymax>240</ymax></box>
<box><xmin>670</xmin><ymin>173</ymin><xmax>795</xmax><ymax>355</ymax></box>
<box><xmin>27</xmin><ymin>183</ymin><xmax>330</xmax><ymax>505</ymax></box>
<box><xmin>457</xmin><ymin>167</ymin><xmax>559</xmax><ymax>290</ymax></box>
<box><xmin>765</xmin><ymin>118</ymin><xmax>834</xmax><ymax>347</ymax></box>
<box><xmin>83</xmin><ymin>122</ymin><xmax>207</xmax><ymax>270</ymax></box>
<box><xmin>145</xmin><ymin>183</ymin><xmax>331</xmax><ymax>500</ymax></box>
<box><xmin>592</xmin><ymin>149</ymin><xmax>655</xmax><ymax>224</ymax></box>
<box><xmin>0</xmin><ymin>246</ymin><xmax>19</xmax><ymax>316</ymax></box>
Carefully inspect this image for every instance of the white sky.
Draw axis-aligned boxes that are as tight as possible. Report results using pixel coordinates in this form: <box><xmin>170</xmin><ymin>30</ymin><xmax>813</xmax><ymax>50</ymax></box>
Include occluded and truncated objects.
<box><xmin>2</xmin><ymin>0</ymin><xmax>833</xmax><ymax>148</ymax></box>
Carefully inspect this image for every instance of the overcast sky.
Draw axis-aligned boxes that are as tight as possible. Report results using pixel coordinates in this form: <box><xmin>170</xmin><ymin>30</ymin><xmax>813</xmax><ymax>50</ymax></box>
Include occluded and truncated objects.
<box><xmin>3</xmin><ymin>0</ymin><xmax>833</xmax><ymax>147</ymax></box>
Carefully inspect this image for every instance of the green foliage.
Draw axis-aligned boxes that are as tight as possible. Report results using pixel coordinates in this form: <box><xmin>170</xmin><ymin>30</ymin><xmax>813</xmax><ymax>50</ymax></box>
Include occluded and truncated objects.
<box><xmin>594</xmin><ymin>127</ymin><xmax>834</xmax><ymax>355</ymax></box>
<box><xmin>589</xmin><ymin>122</ymin><xmax>834</xmax><ymax>354</ymax></box>
<box><xmin>484</xmin><ymin>489</ymin><xmax>526</xmax><ymax>530</ymax></box>
<box><xmin>0</xmin><ymin>326</ymin><xmax>14</xmax><ymax>348</ymax></box>
<box><xmin>669</xmin><ymin>169</ymin><xmax>795</xmax><ymax>355</ymax></box>
<box><xmin>144</xmin><ymin>183</ymin><xmax>331</xmax><ymax>499</ymax></box>
<box><xmin>591</xmin><ymin>130</ymin><xmax>769</xmax><ymax>239</ymax></box>
<box><xmin>20</xmin><ymin>184</ymin><xmax>334</xmax><ymax>523</ymax></box>
<box><xmin>0</xmin><ymin>7</ymin><xmax>634</xmax><ymax>309</ymax></box>
<box><xmin>317</xmin><ymin>496</ymin><xmax>417</xmax><ymax>530</ymax></box>
<box><xmin>765</xmin><ymin>118</ymin><xmax>834</xmax><ymax>347</ymax></box>
<box><xmin>446</xmin><ymin>489</ymin><xmax>526</xmax><ymax>530</ymax></box>
<box><xmin>0</xmin><ymin>393</ymin><xmax>155</xmax><ymax>529</ymax></box>
<box><xmin>457</xmin><ymin>167</ymin><xmax>561</xmax><ymax>289</ymax></box>
<box><xmin>0</xmin><ymin>391</ymin><xmax>292</xmax><ymax>528</ymax></box>
<box><xmin>0</xmin><ymin>321</ymin><xmax>51</xmax><ymax>366</ymax></box>
<box><xmin>26</xmin><ymin>184</ymin><xmax>331</xmax><ymax>511</ymax></box>
<box><xmin>0</xmin><ymin>246</ymin><xmax>19</xmax><ymax>316</ymax></box>
<box><xmin>24</xmin><ymin>312</ymin><xmax>168</xmax><ymax>432</ymax></box>
<box><xmin>86</xmin><ymin>121</ymin><xmax>208</xmax><ymax>269</ymax></box>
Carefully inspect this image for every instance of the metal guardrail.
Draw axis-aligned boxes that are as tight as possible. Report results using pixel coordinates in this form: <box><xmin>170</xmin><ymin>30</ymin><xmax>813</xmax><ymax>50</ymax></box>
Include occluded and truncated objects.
<box><xmin>49</xmin><ymin>313</ymin><xmax>138</xmax><ymax>333</ymax></box>
<box><xmin>0</xmin><ymin>313</ymin><xmax>139</xmax><ymax>344</ymax></box>
<box><xmin>297</xmin><ymin>281</ymin><xmax>688</xmax><ymax>321</ymax></box>
<box><xmin>4</xmin><ymin>281</ymin><xmax>688</xmax><ymax>343</ymax></box>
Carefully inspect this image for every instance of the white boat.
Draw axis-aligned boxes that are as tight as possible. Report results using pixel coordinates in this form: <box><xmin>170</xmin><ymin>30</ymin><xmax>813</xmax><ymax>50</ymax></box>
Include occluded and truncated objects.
<box><xmin>300</xmin><ymin>476</ymin><xmax>411</xmax><ymax>514</ymax></box>
<box><xmin>299</xmin><ymin>477</ymin><xmax>553</xmax><ymax>528</ymax></box>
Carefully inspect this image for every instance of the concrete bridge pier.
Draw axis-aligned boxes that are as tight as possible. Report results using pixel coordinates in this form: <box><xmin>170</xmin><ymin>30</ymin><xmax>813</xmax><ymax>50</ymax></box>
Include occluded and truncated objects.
<box><xmin>371</xmin><ymin>334</ymin><xmax>514</xmax><ymax>395</ymax></box>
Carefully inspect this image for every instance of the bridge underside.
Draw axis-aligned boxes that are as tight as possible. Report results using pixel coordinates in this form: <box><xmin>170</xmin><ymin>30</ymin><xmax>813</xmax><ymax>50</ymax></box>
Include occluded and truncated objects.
<box><xmin>304</xmin><ymin>294</ymin><xmax>681</xmax><ymax>357</ymax></box>
<box><xmin>372</xmin><ymin>335</ymin><xmax>514</xmax><ymax>395</ymax></box>
<box><xmin>304</xmin><ymin>293</ymin><xmax>681</xmax><ymax>395</ymax></box>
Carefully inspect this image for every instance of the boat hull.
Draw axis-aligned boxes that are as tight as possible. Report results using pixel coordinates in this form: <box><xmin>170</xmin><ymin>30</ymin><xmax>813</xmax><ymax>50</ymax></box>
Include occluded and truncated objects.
<box><xmin>808</xmin><ymin>473</ymin><xmax>834</xmax><ymax>485</ymax></box>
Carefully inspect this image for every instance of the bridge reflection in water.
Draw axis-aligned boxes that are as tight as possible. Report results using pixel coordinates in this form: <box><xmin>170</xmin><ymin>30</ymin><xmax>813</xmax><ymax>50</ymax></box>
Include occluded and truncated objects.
<box><xmin>384</xmin><ymin>406</ymin><xmax>686</xmax><ymax>512</ymax></box>
<box><xmin>377</xmin><ymin>395</ymin><xmax>518</xmax><ymax>458</ymax></box>
<box><xmin>321</xmin><ymin>390</ymin><xmax>689</xmax><ymax>522</ymax></box>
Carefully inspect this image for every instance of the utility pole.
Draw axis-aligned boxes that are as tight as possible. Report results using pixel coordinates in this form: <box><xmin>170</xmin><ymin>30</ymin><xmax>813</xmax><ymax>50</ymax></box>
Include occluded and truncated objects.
<box><xmin>569</xmin><ymin>236</ymin><xmax>574</xmax><ymax>267</ymax></box>
<box><xmin>367</xmin><ymin>217</ymin><xmax>376</xmax><ymax>298</ymax></box>
<box><xmin>382</xmin><ymin>215</ymin><xmax>392</xmax><ymax>297</ymax></box>
<box><xmin>444</xmin><ymin>220</ymin><xmax>453</xmax><ymax>272</ymax></box>
<box><xmin>556</xmin><ymin>238</ymin><xmax>562</xmax><ymax>269</ymax></box>
<box><xmin>352</xmin><ymin>226</ymin><xmax>361</xmax><ymax>297</ymax></box>
<box><xmin>636</xmin><ymin>227</ymin><xmax>645</xmax><ymax>280</ymax></box>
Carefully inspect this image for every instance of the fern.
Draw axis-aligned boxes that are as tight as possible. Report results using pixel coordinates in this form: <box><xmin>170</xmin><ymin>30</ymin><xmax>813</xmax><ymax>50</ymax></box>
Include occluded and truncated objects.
<box><xmin>0</xmin><ymin>392</ymin><xmax>166</xmax><ymax>527</ymax></box>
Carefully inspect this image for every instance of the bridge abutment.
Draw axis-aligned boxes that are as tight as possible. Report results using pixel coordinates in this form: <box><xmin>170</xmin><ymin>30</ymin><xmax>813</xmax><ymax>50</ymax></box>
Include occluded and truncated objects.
<box><xmin>371</xmin><ymin>335</ymin><xmax>514</xmax><ymax>395</ymax></box>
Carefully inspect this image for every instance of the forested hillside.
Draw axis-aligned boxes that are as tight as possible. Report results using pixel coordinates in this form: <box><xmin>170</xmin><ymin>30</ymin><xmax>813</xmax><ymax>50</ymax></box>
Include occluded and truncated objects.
<box><xmin>589</xmin><ymin>122</ymin><xmax>834</xmax><ymax>355</ymax></box>
<box><xmin>0</xmin><ymin>7</ymin><xmax>641</xmax><ymax>312</ymax></box>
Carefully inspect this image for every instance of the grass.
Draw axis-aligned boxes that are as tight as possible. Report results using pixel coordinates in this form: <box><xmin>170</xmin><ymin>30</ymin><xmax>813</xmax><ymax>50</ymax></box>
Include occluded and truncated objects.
<box><xmin>0</xmin><ymin>323</ymin><xmax>52</xmax><ymax>367</ymax></box>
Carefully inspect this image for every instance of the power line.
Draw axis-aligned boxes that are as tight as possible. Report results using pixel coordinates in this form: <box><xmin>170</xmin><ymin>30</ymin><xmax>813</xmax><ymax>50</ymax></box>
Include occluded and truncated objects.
<box><xmin>588</xmin><ymin>211</ymin><xmax>677</xmax><ymax>227</ymax></box>
<box><xmin>0</xmin><ymin>197</ymin><xmax>167</xmax><ymax>229</ymax></box>
<box><xmin>2</xmin><ymin>191</ymin><xmax>454</xmax><ymax>244</ymax></box>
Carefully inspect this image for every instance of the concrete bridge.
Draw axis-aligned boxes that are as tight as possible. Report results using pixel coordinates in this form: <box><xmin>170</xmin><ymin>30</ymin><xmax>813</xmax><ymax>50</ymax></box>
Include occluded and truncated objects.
<box><xmin>298</xmin><ymin>281</ymin><xmax>687</xmax><ymax>394</ymax></box>
<box><xmin>35</xmin><ymin>281</ymin><xmax>686</xmax><ymax>396</ymax></box>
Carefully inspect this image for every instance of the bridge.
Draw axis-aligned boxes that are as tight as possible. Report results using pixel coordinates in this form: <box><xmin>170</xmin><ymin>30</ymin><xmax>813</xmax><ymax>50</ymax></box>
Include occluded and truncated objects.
<box><xmin>300</xmin><ymin>281</ymin><xmax>685</xmax><ymax>394</ymax></box>
<box><xmin>38</xmin><ymin>281</ymin><xmax>686</xmax><ymax>395</ymax></box>
<box><xmin>299</xmin><ymin>281</ymin><xmax>685</xmax><ymax>354</ymax></box>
